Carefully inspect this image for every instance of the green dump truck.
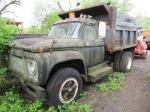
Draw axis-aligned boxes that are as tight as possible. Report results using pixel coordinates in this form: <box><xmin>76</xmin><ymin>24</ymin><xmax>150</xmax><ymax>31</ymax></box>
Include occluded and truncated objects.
<box><xmin>7</xmin><ymin>3</ymin><xmax>137</xmax><ymax>106</ymax></box>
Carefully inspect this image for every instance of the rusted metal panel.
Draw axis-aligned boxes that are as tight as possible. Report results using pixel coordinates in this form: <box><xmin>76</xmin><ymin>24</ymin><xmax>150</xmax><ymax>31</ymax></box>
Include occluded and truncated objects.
<box><xmin>8</xmin><ymin>49</ymin><xmax>88</xmax><ymax>85</ymax></box>
<box><xmin>14</xmin><ymin>34</ymin><xmax>47</xmax><ymax>39</ymax></box>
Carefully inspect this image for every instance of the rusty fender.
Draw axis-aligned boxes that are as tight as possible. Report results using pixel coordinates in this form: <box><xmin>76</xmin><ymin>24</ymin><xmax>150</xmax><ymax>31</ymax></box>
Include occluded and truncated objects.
<box><xmin>24</xmin><ymin>51</ymin><xmax>87</xmax><ymax>85</ymax></box>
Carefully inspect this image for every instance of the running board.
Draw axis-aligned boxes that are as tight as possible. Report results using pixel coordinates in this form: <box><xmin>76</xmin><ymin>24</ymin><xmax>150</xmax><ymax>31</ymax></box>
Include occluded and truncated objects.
<box><xmin>88</xmin><ymin>66</ymin><xmax>113</xmax><ymax>82</ymax></box>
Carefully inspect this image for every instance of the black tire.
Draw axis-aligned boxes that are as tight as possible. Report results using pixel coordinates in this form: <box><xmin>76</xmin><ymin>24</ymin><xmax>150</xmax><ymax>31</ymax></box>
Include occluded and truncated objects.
<box><xmin>46</xmin><ymin>68</ymin><xmax>82</xmax><ymax>106</ymax></box>
<box><xmin>113</xmin><ymin>52</ymin><xmax>123</xmax><ymax>72</ymax></box>
<box><xmin>141</xmin><ymin>51</ymin><xmax>147</xmax><ymax>59</ymax></box>
<box><xmin>120</xmin><ymin>51</ymin><xmax>133</xmax><ymax>73</ymax></box>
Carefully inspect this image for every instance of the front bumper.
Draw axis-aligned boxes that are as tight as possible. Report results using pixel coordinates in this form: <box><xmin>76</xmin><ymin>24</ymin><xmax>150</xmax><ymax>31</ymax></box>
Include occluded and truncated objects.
<box><xmin>18</xmin><ymin>76</ymin><xmax>46</xmax><ymax>102</ymax></box>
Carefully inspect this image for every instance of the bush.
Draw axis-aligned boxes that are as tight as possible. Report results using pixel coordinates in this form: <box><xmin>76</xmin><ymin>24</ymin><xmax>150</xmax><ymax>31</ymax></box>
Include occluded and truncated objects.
<box><xmin>0</xmin><ymin>86</ymin><xmax>44</xmax><ymax>112</ymax></box>
<box><xmin>0</xmin><ymin>17</ymin><xmax>18</xmax><ymax>82</ymax></box>
<box><xmin>0</xmin><ymin>17</ymin><xmax>18</xmax><ymax>54</ymax></box>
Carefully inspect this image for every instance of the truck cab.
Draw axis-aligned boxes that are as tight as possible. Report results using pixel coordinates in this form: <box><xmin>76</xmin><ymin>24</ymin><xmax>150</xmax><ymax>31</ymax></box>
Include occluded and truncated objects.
<box><xmin>49</xmin><ymin>18</ymin><xmax>105</xmax><ymax>67</ymax></box>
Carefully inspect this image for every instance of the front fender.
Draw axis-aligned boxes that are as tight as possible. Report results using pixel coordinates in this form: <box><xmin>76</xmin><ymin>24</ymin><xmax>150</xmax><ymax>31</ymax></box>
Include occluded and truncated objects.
<box><xmin>39</xmin><ymin>51</ymin><xmax>87</xmax><ymax>85</ymax></box>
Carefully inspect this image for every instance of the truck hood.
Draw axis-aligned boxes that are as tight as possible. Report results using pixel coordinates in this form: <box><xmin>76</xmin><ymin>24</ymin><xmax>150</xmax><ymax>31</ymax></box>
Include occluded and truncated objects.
<box><xmin>8</xmin><ymin>37</ymin><xmax>79</xmax><ymax>52</ymax></box>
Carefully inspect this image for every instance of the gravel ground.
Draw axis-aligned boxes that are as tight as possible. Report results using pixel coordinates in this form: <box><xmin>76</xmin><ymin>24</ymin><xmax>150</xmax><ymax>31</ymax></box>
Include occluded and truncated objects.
<box><xmin>81</xmin><ymin>50</ymin><xmax>150</xmax><ymax>112</ymax></box>
<box><xmin>19</xmin><ymin>50</ymin><xmax>150</xmax><ymax>112</ymax></box>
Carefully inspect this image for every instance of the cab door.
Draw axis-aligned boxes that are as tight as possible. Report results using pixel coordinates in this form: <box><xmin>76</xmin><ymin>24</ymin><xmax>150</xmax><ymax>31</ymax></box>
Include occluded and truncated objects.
<box><xmin>82</xmin><ymin>24</ymin><xmax>105</xmax><ymax>67</ymax></box>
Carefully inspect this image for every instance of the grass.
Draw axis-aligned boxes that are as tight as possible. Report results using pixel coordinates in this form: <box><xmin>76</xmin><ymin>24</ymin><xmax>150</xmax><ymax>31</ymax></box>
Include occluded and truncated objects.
<box><xmin>95</xmin><ymin>73</ymin><xmax>126</xmax><ymax>93</ymax></box>
<box><xmin>48</xmin><ymin>101</ymin><xmax>93</xmax><ymax>112</ymax></box>
<box><xmin>0</xmin><ymin>86</ymin><xmax>44</xmax><ymax>112</ymax></box>
<box><xmin>78</xmin><ymin>91</ymin><xmax>89</xmax><ymax>101</ymax></box>
<box><xmin>148</xmin><ymin>73</ymin><xmax>150</xmax><ymax>78</ymax></box>
<box><xmin>0</xmin><ymin>70</ymin><xmax>131</xmax><ymax>111</ymax></box>
<box><xmin>0</xmin><ymin>84</ymin><xmax>94</xmax><ymax>112</ymax></box>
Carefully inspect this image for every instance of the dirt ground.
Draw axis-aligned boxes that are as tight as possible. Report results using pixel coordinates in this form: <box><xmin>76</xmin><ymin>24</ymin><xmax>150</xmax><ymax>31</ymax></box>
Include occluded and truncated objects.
<box><xmin>81</xmin><ymin>50</ymin><xmax>150</xmax><ymax>112</ymax></box>
<box><xmin>20</xmin><ymin>50</ymin><xmax>150</xmax><ymax>112</ymax></box>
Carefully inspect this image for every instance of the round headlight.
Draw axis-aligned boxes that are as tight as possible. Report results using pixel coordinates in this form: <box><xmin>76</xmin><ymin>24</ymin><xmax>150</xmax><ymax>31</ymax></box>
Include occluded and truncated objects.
<box><xmin>27</xmin><ymin>61</ymin><xmax>36</xmax><ymax>74</ymax></box>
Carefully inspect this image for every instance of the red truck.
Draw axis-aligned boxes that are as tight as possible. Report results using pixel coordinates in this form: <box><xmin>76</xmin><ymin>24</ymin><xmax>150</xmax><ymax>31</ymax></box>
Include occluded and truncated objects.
<box><xmin>134</xmin><ymin>35</ymin><xmax>147</xmax><ymax>59</ymax></box>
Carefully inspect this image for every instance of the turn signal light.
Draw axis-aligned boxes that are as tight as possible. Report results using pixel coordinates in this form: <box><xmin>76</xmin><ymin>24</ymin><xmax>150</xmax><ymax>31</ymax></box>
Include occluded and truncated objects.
<box><xmin>39</xmin><ymin>47</ymin><xmax>43</xmax><ymax>53</ymax></box>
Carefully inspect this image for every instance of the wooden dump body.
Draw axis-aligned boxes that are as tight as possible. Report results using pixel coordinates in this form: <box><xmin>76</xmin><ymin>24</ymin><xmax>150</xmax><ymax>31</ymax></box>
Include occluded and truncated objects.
<box><xmin>59</xmin><ymin>3</ymin><xmax>138</xmax><ymax>52</ymax></box>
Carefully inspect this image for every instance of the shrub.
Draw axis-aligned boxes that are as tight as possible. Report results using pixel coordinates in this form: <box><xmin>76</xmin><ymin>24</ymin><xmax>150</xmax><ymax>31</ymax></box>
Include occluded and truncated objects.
<box><xmin>0</xmin><ymin>86</ymin><xmax>44</xmax><ymax>112</ymax></box>
<box><xmin>0</xmin><ymin>17</ymin><xmax>18</xmax><ymax>82</ymax></box>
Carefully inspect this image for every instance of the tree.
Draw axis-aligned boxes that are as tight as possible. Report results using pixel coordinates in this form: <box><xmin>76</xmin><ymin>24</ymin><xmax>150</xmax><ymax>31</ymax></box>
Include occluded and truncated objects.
<box><xmin>135</xmin><ymin>12</ymin><xmax>150</xmax><ymax>29</ymax></box>
<box><xmin>0</xmin><ymin>0</ymin><xmax>22</xmax><ymax>15</ymax></box>
<box><xmin>33</xmin><ymin>0</ymin><xmax>77</xmax><ymax>27</ymax></box>
<box><xmin>24</xmin><ymin>26</ymin><xmax>41</xmax><ymax>34</ymax></box>
<box><xmin>118</xmin><ymin>0</ymin><xmax>133</xmax><ymax>14</ymax></box>
<box><xmin>140</xmin><ymin>17</ymin><xmax>150</xmax><ymax>29</ymax></box>
<box><xmin>80</xmin><ymin>0</ymin><xmax>134</xmax><ymax>14</ymax></box>
<box><xmin>33</xmin><ymin>0</ymin><xmax>134</xmax><ymax>33</ymax></box>
<box><xmin>41</xmin><ymin>11</ymin><xmax>60</xmax><ymax>34</ymax></box>
<box><xmin>135</xmin><ymin>13</ymin><xmax>145</xmax><ymax>28</ymax></box>
<box><xmin>80</xmin><ymin>0</ymin><xmax>118</xmax><ymax>8</ymax></box>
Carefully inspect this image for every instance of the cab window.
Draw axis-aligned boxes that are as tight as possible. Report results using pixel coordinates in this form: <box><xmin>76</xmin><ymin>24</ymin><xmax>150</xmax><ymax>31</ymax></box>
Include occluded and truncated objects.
<box><xmin>83</xmin><ymin>25</ymin><xmax>98</xmax><ymax>40</ymax></box>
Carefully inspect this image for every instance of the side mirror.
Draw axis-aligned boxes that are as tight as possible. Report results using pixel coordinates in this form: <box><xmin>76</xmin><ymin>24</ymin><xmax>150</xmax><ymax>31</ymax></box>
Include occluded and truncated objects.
<box><xmin>99</xmin><ymin>22</ymin><xmax>106</xmax><ymax>38</ymax></box>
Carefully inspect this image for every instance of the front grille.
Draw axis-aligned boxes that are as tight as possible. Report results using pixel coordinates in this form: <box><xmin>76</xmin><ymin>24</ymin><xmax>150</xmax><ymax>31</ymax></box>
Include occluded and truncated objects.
<box><xmin>9</xmin><ymin>54</ymin><xmax>39</xmax><ymax>83</ymax></box>
<box><xmin>10</xmin><ymin>55</ymin><xmax>24</xmax><ymax>74</ymax></box>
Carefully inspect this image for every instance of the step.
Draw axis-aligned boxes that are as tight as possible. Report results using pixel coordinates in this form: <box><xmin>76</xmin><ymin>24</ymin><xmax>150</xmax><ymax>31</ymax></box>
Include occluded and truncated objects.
<box><xmin>88</xmin><ymin>66</ymin><xmax>113</xmax><ymax>82</ymax></box>
<box><xmin>87</xmin><ymin>62</ymin><xmax>108</xmax><ymax>74</ymax></box>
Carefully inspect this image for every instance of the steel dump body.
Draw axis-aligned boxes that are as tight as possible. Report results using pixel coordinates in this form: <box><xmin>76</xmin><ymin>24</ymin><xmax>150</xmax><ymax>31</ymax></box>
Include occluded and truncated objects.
<box><xmin>59</xmin><ymin>3</ymin><xmax>137</xmax><ymax>52</ymax></box>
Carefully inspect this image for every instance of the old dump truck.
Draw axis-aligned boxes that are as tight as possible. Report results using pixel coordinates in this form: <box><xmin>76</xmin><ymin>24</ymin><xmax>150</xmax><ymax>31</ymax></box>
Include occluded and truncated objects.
<box><xmin>7</xmin><ymin>3</ymin><xmax>137</xmax><ymax>106</ymax></box>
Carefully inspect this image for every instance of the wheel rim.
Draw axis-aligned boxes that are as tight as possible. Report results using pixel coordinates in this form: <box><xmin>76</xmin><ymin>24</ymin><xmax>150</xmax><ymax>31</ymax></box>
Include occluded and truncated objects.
<box><xmin>126</xmin><ymin>57</ymin><xmax>132</xmax><ymax>69</ymax></box>
<box><xmin>59</xmin><ymin>77</ymin><xmax>78</xmax><ymax>103</ymax></box>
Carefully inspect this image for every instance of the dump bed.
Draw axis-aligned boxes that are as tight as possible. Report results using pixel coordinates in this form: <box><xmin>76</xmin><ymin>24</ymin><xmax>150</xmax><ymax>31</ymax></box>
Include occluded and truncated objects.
<box><xmin>59</xmin><ymin>3</ymin><xmax>138</xmax><ymax>52</ymax></box>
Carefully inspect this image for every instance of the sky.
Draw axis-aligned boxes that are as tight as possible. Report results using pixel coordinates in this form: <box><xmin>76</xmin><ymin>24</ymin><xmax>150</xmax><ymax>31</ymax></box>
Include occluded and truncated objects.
<box><xmin>130</xmin><ymin>0</ymin><xmax>150</xmax><ymax>17</ymax></box>
<box><xmin>2</xmin><ymin>0</ymin><xmax>150</xmax><ymax>27</ymax></box>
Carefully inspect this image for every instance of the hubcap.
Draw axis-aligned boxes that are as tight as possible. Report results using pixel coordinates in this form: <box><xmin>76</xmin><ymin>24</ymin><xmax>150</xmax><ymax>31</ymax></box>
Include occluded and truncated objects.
<box><xmin>126</xmin><ymin>57</ymin><xmax>132</xmax><ymax>69</ymax></box>
<box><xmin>59</xmin><ymin>77</ymin><xmax>78</xmax><ymax>103</ymax></box>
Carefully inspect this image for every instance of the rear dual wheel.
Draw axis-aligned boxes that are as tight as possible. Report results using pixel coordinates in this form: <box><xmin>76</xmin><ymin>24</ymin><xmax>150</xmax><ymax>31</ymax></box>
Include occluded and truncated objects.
<box><xmin>120</xmin><ymin>51</ymin><xmax>133</xmax><ymax>72</ymax></box>
<box><xmin>113</xmin><ymin>52</ymin><xmax>123</xmax><ymax>72</ymax></box>
<box><xmin>113</xmin><ymin>51</ymin><xmax>133</xmax><ymax>73</ymax></box>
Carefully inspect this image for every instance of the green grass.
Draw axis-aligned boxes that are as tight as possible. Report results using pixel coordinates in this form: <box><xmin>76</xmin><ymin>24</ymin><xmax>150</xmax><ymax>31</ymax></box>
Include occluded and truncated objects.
<box><xmin>0</xmin><ymin>85</ymin><xmax>94</xmax><ymax>112</ymax></box>
<box><xmin>48</xmin><ymin>101</ymin><xmax>93</xmax><ymax>112</ymax></box>
<box><xmin>95</xmin><ymin>73</ymin><xmax>125</xmax><ymax>92</ymax></box>
<box><xmin>0</xmin><ymin>86</ymin><xmax>44</xmax><ymax>112</ymax></box>
<box><xmin>148</xmin><ymin>73</ymin><xmax>150</xmax><ymax>78</ymax></box>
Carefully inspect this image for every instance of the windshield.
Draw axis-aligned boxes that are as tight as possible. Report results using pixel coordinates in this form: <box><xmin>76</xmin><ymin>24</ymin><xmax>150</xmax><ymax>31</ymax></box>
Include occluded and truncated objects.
<box><xmin>48</xmin><ymin>22</ymin><xmax>81</xmax><ymax>38</ymax></box>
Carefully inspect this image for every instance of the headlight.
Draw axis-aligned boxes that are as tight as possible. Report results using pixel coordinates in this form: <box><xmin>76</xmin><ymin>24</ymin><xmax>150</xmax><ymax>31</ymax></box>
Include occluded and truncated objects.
<box><xmin>27</xmin><ymin>59</ymin><xmax>36</xmax><ymax>75</ymax></box>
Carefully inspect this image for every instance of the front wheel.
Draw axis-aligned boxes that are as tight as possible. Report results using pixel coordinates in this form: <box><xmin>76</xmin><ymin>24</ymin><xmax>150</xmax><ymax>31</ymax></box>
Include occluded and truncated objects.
<box><xmin>46</xmin><ymin>68</ymin><xmax>82</xmax><ymax>106</ymax></box>
<box><xmin>120</xmin><ymin>51</ymin><xmax>133</xmax><ymax>73</ymax></box>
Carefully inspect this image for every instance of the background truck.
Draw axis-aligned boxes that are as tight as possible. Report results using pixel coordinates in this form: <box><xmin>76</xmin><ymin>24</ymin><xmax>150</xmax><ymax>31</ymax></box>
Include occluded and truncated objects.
<box><xmin>7</xmin><ymin>3</ymin><xmax>137</xmax><ymax>106</ymax></box>
<box><xmin>138</xmin><ymin>29</ymin><xmax>150</xmax><ymax>48</ymax></box>
<box><xmin>134</xmin><ymin>35</ymin><xmax>147</xmax><ymax>59</ymax></box>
